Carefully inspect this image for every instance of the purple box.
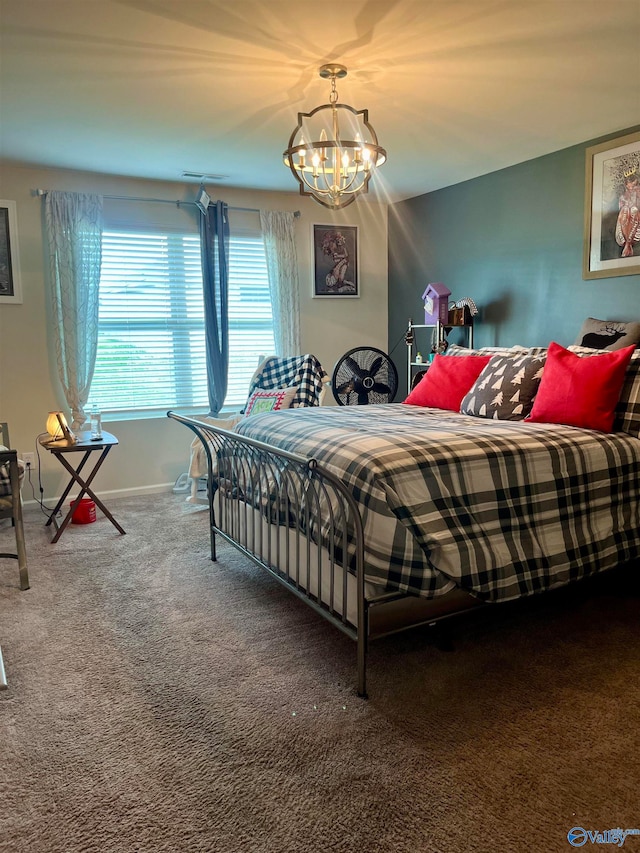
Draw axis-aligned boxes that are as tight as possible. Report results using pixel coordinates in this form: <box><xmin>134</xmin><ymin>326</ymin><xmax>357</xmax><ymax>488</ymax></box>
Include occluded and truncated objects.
<box><xmin>422</xmin><ymin>282</ymin><xmax>451</xmax><ymax>324</ymax></box>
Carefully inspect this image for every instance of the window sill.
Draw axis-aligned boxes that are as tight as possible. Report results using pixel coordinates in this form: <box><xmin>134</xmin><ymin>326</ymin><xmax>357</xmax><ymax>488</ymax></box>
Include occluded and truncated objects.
<box><xmin>93</xmin><ymin>406</ymin><xmax>243</xmax><ymax>424</ymax></box>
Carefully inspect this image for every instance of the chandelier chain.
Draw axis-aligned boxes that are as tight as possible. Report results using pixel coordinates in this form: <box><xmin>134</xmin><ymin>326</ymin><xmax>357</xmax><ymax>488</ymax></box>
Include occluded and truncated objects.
<box><xmin>329</xmin><ymin>75</ymin><xmax>338</xmax><ymax>105</ymax></box>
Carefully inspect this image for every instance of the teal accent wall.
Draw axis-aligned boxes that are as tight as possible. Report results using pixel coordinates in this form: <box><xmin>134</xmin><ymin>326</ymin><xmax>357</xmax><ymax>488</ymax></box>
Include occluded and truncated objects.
<box><xmin>389</xmin><ymin>127</ymin><xmax>640</xmax><ymax>395</ymax></box>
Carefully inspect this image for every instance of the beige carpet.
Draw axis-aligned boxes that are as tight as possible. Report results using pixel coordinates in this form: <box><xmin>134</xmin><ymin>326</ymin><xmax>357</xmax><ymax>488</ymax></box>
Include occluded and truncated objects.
<box><xmin>0</xmin><ymin>492</ymin><xmax>639</xmax><ymax>853</ymax></box>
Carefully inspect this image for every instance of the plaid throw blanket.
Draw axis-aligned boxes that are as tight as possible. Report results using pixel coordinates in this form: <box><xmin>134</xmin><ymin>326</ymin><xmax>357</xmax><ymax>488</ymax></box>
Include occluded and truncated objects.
<box><xmin>0</xmin><ymin>447</ymin><xmax>25</xmax><ymax>496</ymax></box>
<box><xmin>236</xmin><ymin>405</ymin><xmax>640</xmax><ymax>602</ymax></box>
<box><xmin>244</xmin><ymin>355</ymin><xmax>329</xmax><ymax>410</ymax></box>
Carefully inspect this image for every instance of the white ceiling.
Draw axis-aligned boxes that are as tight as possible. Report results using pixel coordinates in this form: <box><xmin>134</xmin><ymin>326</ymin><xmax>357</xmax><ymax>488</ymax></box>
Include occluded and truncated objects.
<box><xmin>1</xmin><ymin>0</ymin><xmax>639</xmax><ymax>203</ymax></box>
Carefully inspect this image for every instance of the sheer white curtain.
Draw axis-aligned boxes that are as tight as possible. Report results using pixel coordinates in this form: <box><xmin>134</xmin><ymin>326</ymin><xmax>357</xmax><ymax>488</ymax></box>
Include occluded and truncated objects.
<box><xmin>44</xmin><ymin>191</ymin><xmax>103</xmax><ymax>429</ymax></box>
<box><xmin>259</xmin><ymin>210</ymin><xmax>300</xmax><ymax>356</ymax></box>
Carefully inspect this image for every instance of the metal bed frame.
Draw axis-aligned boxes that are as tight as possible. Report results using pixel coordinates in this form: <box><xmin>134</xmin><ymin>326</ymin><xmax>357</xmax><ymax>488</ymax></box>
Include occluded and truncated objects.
<box><xmin>168</xmin><ymin>411</ymin><xmax>480</xmax><ymax>697</ymax></box>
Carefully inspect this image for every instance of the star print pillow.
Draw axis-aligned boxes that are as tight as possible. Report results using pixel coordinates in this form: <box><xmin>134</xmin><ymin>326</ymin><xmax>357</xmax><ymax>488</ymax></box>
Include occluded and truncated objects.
<box><xmin>460</xmin><ymin>351</ymin><xmax>547</xmax><ymax>420</ymax></box>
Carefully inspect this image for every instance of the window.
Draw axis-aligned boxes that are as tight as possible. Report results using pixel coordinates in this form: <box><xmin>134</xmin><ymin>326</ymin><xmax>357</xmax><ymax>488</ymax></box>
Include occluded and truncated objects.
<box><xmin>89</xmin><ymin>229</ymin><xmax>274</xmax><ymax>416</ymax></box>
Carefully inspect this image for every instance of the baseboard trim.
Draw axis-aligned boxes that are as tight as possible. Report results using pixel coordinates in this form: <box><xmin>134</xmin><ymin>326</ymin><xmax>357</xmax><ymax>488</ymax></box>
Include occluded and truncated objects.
<box><xmin>23</xmin><ymin>482</ymin><xmax>174</xmax><ymax>508</ymax></box>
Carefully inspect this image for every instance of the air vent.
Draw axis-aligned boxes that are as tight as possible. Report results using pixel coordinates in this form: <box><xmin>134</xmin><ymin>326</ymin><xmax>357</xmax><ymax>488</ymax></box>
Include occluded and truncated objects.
<box><xmin>182</xmin><ymin>171</ymin><xmax>228</xmax><ymax>181</ymax></box>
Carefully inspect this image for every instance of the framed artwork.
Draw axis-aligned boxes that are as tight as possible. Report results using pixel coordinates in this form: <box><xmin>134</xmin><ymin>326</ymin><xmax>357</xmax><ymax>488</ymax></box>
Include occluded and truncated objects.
<box><xmin>0</xmin><ymin>200</ymin><xmax>22</xmax><ymax>303</ymax></box>
<box><xmin>312</xmin><ymin>224</ymin><xmax>359</xmax><ymax>297</ymax></box>
<box><xmin>582</xmin><ymin>131</ymin><xmax>640</xmax><ymax>279</ymax></box>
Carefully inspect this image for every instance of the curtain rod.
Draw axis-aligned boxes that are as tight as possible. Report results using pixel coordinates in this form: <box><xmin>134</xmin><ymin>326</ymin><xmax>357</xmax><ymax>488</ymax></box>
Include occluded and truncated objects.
<box><xmin>33</xmin><ymin>189</ymin><xmax>300</xmax><ymax>217</ymax></box>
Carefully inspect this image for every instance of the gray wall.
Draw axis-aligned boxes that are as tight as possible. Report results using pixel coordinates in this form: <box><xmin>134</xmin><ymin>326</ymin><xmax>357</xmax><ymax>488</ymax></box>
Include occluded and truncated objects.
<box><xmin>389</xmin><ymin>127</ymin><xmax>640</xmax><ymax>395</ymax></box>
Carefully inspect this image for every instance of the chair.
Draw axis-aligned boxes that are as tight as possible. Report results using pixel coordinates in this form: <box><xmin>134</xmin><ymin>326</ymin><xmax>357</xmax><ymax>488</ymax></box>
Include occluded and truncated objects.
<box><xmin>0</xmin><ymin>423</ymin><xmax>29</xmax><ymax>690</ymax></box>
<box><xmin>181</xmin><ymin>354</ymin><xmax>330</xmax><ymax>501</ymax></box>
<box><xmin>243</xmin><ymin>354</ymin><xmax>330</xmax><ymax>410</ymax></box>
<box><xmin>0</xmin><ymin>423</ymin><xmax>29</xmax><ymax>591</ymax></box>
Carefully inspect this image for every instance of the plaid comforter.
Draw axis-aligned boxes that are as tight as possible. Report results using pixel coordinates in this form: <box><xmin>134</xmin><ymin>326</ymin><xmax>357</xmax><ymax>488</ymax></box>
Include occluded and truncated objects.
<box><xmin>0</xmin><ymin>446</ymin><xmax>25</xmax><ymax>496</ymax></box>
<box><xmin>236</xmin><ymin>404</ymin><xmax>640</xmax><ymax>602</ymax></box>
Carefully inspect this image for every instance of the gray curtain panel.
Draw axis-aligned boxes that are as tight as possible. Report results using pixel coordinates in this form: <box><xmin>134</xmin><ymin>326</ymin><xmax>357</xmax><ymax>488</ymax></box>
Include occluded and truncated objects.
<box><xmin>200</xmin><ymin>200</ymin><xmax>230</xmax><ymax>416</ymax></box>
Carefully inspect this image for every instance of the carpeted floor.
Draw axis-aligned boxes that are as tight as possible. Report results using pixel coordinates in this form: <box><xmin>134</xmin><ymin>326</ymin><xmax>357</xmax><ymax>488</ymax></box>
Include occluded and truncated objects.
<box><xmin>0</xmin><ymin>492</ymin><xmax>639</xmax><ymax>853</ymax></box>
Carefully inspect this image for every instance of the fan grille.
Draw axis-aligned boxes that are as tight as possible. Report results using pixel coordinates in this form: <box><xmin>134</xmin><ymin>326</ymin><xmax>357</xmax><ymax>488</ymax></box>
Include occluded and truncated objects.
<box><xmin>332</xmin><ymin>347</ymin><xmax>398</xmax><ymax>405</ymax></box>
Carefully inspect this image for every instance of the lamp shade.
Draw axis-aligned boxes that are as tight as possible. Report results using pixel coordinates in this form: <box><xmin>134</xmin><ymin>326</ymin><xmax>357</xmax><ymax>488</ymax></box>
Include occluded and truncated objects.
<box><xmin>46</xmin><ymin>411</ymin><xmax>69</xmax><ymax>440</ymax></box>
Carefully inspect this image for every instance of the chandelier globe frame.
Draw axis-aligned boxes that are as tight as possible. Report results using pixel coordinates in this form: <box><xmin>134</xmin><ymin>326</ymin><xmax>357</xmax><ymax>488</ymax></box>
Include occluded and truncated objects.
<box><xmin>283</xmin><ymin>64</ymin><xmax>387</xmax><ymax>210</ymax></box>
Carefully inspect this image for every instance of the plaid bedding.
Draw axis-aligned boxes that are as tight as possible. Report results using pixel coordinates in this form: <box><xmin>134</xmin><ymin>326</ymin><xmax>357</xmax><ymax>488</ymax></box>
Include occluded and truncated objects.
<box><xmin>0</xmin><ymin>461</ymin><xmax>10</xmax><ymax>495</ymax></box>
<box><xmin>236</xmin><ymin>405</ymin><xmax>640</xmax><ymax>602</ymax></box>
<box><xmin>0</xmin><ymin>447</ymin><xmax>24</xmax><ymax>496</ymax></box>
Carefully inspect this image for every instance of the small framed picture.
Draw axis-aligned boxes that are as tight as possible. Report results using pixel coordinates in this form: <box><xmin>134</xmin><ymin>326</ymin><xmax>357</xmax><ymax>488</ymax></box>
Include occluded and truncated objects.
<box><xmin>0</xmin><ymin>200</ymin><xmax>23</xmax><ymax>304</ymax></box>
<box><xmin>582</xmin><ymin>131</ymin><xmax>640</xmax><ymax>279</ymax></box>
<box><xmin>312</xmin><ymin>224</ymin><xmax>359</xmax><ymax>297</ymax></box>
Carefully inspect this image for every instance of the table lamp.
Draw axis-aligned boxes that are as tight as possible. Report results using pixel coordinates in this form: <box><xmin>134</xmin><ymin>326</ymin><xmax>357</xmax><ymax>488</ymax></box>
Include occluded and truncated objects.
<box><xmin>46</xmin><ymin>411</ymin><xmax>76</xmax><ymax>443</ymax></box>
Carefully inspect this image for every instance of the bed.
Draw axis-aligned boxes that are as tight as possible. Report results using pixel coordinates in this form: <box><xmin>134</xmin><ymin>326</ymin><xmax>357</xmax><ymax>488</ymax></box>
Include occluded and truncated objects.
<box><xmin>168</xmin><ymin>343</ymin><xmax>640</xmax><ymax>697</ymax></box>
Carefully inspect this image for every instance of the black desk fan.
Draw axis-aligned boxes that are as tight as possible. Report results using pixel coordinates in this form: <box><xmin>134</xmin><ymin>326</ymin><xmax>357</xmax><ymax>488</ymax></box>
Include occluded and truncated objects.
<box><xmin>331</xmin><ymin>346</ymin><xmax>399</xmax><ymax>405</ymax></box>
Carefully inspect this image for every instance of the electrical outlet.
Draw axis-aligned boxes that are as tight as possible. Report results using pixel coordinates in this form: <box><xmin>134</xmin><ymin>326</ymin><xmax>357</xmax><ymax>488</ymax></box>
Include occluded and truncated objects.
<box><xmin>22</xmin><ymin>452</ymin><xmax>35</xmax><ymax>469</ymax></box>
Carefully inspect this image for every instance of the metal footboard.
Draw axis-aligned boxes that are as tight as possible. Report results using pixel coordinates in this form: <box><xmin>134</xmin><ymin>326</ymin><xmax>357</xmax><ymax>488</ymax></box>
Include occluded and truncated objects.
<box><xmin>167</xmin><ymin>411</ymin><xmax>371</xmax><ymax>697</ymax></box>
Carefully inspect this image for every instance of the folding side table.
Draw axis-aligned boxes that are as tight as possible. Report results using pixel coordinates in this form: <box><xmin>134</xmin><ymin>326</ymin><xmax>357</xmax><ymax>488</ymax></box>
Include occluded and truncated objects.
<box><xmin>39</xmin><ymin>430</ymin><xmax>126</xmax><ymax>543</ymax></box>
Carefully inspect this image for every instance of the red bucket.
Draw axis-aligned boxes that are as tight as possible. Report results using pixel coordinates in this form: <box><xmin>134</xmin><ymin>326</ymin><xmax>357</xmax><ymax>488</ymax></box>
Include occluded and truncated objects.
<box><xmin>70</xmin><ymin>498</ymin><xmax>96</xmax><ymax>524</ymax></box>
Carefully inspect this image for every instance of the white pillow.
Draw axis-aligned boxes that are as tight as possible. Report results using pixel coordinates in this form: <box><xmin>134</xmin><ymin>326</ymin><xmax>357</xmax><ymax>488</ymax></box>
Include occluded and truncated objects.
<box><xmin>244</xmin><ymin>386</ymin><xmax>297</xmax><ymax>417</ymax></box>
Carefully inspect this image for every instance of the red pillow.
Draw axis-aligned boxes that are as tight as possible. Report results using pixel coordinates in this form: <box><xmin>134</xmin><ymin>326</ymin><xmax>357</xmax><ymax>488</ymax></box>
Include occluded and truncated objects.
<box><xmin>404</xmin><ymin>354</ymin><xmax>492</xmax><ymax>411</ymax></box>
<box><xmin>526</xmin><ymin>341</ymin><xmax>635</xmax><ymax>432</ymax></box>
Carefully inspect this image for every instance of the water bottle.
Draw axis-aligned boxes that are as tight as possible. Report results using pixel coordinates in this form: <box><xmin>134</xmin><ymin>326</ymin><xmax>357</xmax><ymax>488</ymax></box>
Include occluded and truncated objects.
<box><xmin>90</xmin><ymin>406</ymin><xmax>102</xmax><ymax>440</ymax></box>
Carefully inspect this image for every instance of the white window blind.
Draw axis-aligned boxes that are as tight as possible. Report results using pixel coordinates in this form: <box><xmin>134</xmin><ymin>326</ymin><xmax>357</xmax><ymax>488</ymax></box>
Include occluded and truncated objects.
<box><xmin>89</xmin><ymin>229</ymin><xmax>274</xmax><ymax>416</ymax></box>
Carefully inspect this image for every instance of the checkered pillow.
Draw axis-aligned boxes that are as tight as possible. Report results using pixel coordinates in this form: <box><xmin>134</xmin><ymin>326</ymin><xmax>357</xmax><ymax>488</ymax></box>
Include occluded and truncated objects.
<box><xmin>446</xmin><ymin>344</ymin><xmax>522</xmax><ymax>357</ymax></box>
<box><xmin>447</xmin><ymin>344</ymin><xmax>548</xmax><ymax>358</ymax></box>
<box><xmin>568</xmin><ymin>346</ymin><xmax>640</xmax><ymax>438</ymax></box>
<box><xmin>0</xmin><ymin>461</ymin><xmax>10</xmax><ymax>496</ymax></box>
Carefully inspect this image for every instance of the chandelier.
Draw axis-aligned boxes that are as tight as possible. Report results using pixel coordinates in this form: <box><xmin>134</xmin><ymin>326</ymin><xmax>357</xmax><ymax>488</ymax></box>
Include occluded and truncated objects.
<box><xmin>283</xmin><ymin>64</ymin><xmax>387</xmax><ymax>209</ymax></box>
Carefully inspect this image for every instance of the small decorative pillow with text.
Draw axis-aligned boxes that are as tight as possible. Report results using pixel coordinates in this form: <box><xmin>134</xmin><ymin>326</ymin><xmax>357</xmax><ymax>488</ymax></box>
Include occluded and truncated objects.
<box><xmin>404</xmin><ymin>353</ymin><xmax>491</xmax><ymax>411</ymax></box>
<box><xmin>244</xmin><ymin>386</ymin><xmax>297</xmax><ymax>417</ymax></box>
<box><xmin>526</xmin><ymin>341</ymin><xmax>636</xmax><ymax>432</ymax></box>
<box><xmin>574</xmin><ymin>317</ymin><xmax>640</xmax><ymax>351</ymax></box>
<box><xmin>460</xmin><ymin>351</ymin><xmax>547</xmax><ymax>420</ymax></box>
